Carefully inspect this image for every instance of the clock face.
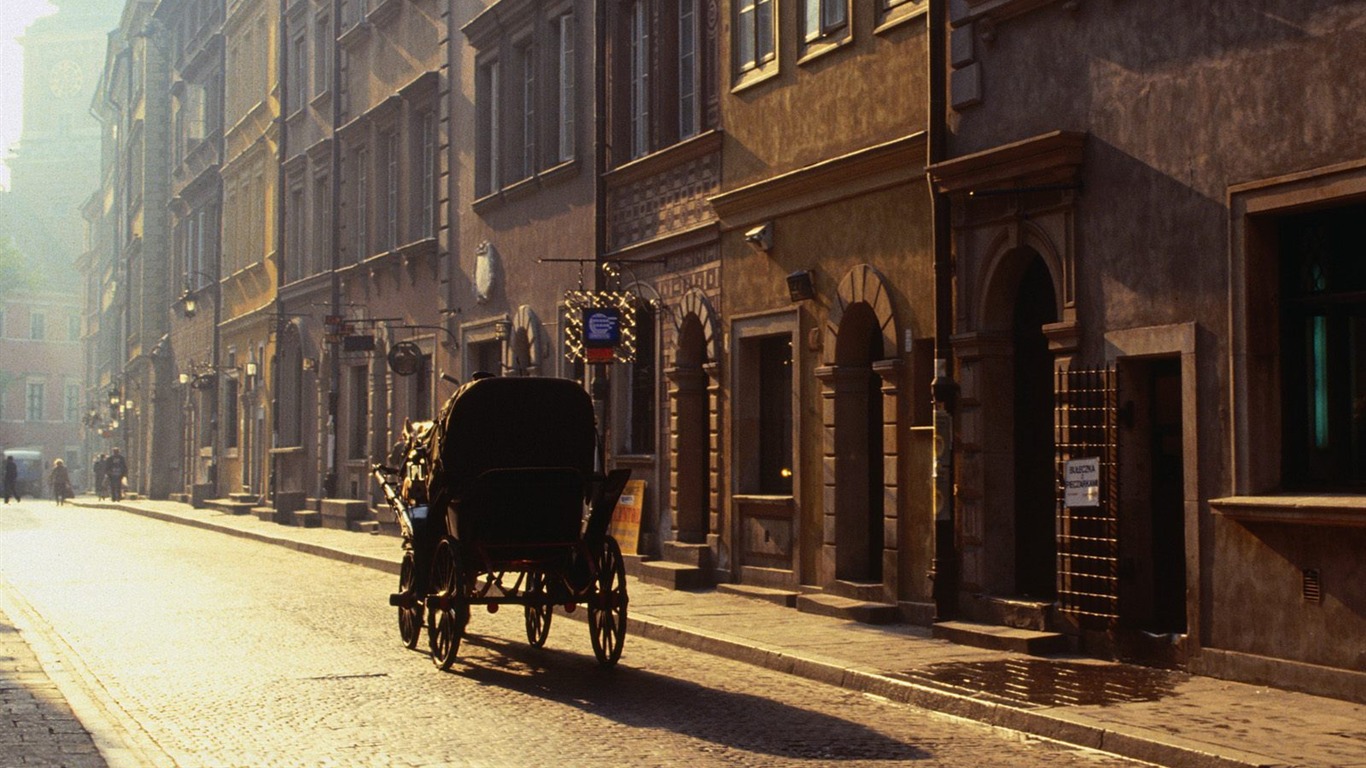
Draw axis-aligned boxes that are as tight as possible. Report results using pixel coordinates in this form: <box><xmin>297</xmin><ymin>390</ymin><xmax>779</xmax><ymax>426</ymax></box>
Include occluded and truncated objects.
<box><xmin>48</xmin><ymin>59</ymin><xmax>84</xmax><ymax>98</ymax></box>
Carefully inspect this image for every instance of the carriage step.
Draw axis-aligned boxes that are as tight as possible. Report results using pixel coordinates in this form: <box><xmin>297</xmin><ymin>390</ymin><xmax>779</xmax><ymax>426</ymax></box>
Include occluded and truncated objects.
<box><xmin>796</xmin><ymin>594</ymin><xmax>900</xmax><ymax>625</ymax></box>
<box><xmin>634</xmin><ymin>560</ymin><xmax>711</xmax><ymax>591</ymax></box>
<box><xmin>389</xmin><ymin>592</ymin><xmax>418</xmax><ymax>608</ymax></box>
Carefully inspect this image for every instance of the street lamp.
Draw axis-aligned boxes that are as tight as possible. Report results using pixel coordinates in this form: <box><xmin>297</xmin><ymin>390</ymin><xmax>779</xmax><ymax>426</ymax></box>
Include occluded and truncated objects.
<box><xmin>179</xmin><ymin>271</ymin><xmax>218</xmax><ymax>318</ymax></box>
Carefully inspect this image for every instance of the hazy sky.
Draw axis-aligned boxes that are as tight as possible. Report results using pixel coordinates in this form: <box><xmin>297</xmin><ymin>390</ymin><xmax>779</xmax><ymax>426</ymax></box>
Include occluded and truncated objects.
<box><xmin>0</xmin><ymin>0</ymin><xmax>58</xmax><ymax>190</ymax></box>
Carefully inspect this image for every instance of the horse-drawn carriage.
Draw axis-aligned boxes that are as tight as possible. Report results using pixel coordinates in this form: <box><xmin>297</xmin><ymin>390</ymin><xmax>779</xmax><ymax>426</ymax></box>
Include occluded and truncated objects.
<box><xmin>374</xmin><ymin>376</ymin><xmax>631</xmax><ymax>670</ymax></box>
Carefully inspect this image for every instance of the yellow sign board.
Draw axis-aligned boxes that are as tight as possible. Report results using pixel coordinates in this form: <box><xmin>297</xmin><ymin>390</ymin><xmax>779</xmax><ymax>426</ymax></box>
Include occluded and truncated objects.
<box><xmin>609</xmin><ymin>479</ymin><xmax>646</xmax><ymax>555</ymax></box>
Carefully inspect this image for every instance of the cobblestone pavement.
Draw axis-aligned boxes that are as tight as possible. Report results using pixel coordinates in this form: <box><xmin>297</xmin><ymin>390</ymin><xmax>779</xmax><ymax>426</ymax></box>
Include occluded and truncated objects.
<box><xmin>1</xmin><ymin>499</ymin><xmax>1147</xmax><ymax>768</ymax></box>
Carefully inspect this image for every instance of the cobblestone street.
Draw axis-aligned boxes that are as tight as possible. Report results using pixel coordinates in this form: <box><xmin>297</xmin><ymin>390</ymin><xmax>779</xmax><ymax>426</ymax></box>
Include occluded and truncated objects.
<box><xmin>1</xmin><ymin>499</ymin><xmax>1148</xmax><ymax>767</ymax></box>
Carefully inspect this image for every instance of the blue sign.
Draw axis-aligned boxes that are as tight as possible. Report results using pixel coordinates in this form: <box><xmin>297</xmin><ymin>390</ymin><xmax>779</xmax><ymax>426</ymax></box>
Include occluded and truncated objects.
<box><xmin>583</xmin><ymin>308</ymin><xmax>621</xmax><ymax>347</ymax></box>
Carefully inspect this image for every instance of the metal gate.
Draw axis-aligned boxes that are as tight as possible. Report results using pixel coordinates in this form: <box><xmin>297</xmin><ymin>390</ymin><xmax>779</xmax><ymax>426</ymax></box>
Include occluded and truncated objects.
<box><xmin>1054</xmin><ymin>367</ymin><xmax>1119</xmax><ymax>627</ymax></box>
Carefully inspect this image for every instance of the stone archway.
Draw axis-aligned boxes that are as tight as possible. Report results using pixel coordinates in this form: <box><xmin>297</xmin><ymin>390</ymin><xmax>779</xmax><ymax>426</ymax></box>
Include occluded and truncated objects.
<box><xmin>667</xmin><ymin>289</ymin><xmax>722</xmax><ymax>549</ymax></box>
<box><xmin>818</xmin><ymin>264</ymin><xmax>901</xmax><ymax>597</ymax></box>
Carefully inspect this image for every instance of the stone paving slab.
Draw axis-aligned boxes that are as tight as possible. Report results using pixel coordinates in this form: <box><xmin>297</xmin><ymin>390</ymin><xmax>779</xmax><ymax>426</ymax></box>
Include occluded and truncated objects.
<box><xmin>64</xmin><ymin>498</ymin><xmax>1366</xmax><ymax>768</ymax></box>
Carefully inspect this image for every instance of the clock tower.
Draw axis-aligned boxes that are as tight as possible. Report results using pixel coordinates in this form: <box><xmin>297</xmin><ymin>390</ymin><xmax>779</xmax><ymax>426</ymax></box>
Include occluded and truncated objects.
<box><xmin>0</xmin><ymin>0</ymin><xmax>122</xmax><ymax>281</ymax></box>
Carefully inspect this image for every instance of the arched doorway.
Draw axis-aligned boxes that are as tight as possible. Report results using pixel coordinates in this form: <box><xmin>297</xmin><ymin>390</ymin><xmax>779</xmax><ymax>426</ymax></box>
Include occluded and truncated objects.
<box><xmin>833</xmin><ymin>301</ymin><xmax>885</xmax><ymax>582</ymax></box>
<box><xmin>1011</xmin><ymin>256</ymin><xmax>1058</xmax><ymax>599</ymax></box>
<box><xmin>672</xmin><ymin>313</ymin><xmax>709</xmax><ymax>543</ymax></box>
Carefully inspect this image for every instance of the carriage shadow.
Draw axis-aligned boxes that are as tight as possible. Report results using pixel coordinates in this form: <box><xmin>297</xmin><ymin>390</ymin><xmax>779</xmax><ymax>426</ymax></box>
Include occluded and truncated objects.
<box><xmin>442</xmin><ymin>631</ymin><xmax>931</xmax><ymax>762</ymax></box>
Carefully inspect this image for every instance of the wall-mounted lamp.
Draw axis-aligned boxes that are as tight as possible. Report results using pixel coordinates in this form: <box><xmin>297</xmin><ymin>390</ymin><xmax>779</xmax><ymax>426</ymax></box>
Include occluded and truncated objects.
<box><xmin>179</xmin><ymin>372</ymin><xmax>191</xmax><ymax>385</ymax></box>
<box><xmin>245</xmin><ymin>361</ymin><xmax>258</xmax><ymax>378</ymax></box>
<box><xmin>745</xmin><ymin>222</ymin><xmax>773</xmax><ymax>253</ymax></box>
<box><xmin>787</xmin><ymin>270</ymin><xmax>816</xmax><ymax>303</ymax></box>
<box><xmin>493</xmin><ymin>318</ymin><xmax>512</xmax><ymax>342</ymax></box>
<box><xmin>180</xmin><ymin>290</ymin><xmax>199</xmax><ymax>318</ymax></box>
<box><xmin>301</xmin><ymin>357</ymin><xmax>317</xmax><ymax>372</ymax></box>
<box><xmin>108</xmin><ymin>389</ymin><xmax>121</xmax><ymax>407</ymax></box>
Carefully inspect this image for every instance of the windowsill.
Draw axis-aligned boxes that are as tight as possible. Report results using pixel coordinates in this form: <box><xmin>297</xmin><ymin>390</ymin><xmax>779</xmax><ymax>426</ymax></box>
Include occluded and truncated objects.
<box><xmin>733</xmin><ymin>494</ymin><xmax>795</xmax><ymax>505</ymax></box>
<box><xmin>367</xmin><ymin>0</ymin><xmax>403</xmax><ymax>26</ymax></box>
<box><xmin>731</xmin><ymin>63</ymin><xmax>780</xmax><ymax>94</ymax></box>
<box><xmin>501</xmin><ymin>174</ymin><xmax>540</xmax><ymax>203</ymax></box>
<box><xmin>875</xmin><ymin>0</ymin><xmax>927</xmax><ymax>34</ymax></box>
<box><xmin>310</xmin><ymin>89</ymin><xmax>332</xmax><ymax>110</ymax></box>
<box><xmin>471</xmin><ymin>159</ymin><xmax>582</xmax><ymax>214</ymax></box>
<box><xmin>339</xmin><ymin>21</ymin><xmax>371</xmax><ymax>48</ymax></box>
<box><xmin>1210</xmin><ymin>495</ymin><xmax>1366</xmax><ymax>528</ymax></box>
<box><xmin>797</xmin><ymin>31</ymin><xmax>853</xmax><ymax>66</ymax></box>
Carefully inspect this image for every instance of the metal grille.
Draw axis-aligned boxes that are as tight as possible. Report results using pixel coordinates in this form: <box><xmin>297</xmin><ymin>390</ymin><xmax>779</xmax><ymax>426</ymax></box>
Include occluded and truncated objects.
<box><xmin>1055</xmin><ymin>367</ymin><xmax>1119</xmax><ymax>626</ymax></box>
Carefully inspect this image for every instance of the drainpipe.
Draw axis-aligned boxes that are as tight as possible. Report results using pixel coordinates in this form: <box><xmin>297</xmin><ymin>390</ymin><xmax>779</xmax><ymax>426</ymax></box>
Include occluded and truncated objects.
<box><xmin>325</xmin><ymin>0</ymin><xmax>343</xmax><ymax>500</ymax></box>
<box><xmin>270</xmin><ymin>0</ymin><xmax>289</xmax><ymax>507</ymax></box>
<box><xmin>591</xmin><ymin>0</ymin><xmax>610</xmax><ymax>464</ymax></box>
<box><xmin>928</xmin><ymin>0</ymin><xmax>959</xmax><ymax>621</ymax></box>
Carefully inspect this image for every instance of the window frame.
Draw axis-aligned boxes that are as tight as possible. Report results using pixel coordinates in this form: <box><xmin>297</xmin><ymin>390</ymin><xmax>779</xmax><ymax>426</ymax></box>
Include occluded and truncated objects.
<box><xmin>733</xmin><ymin>0</ymin><xmax>776</xmax><ymax>82</ymax></box>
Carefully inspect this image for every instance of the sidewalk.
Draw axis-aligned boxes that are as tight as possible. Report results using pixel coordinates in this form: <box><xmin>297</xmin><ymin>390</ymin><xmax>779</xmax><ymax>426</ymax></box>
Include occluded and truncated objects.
<box><xmin>68</xmin><ymin>497</ymin><xmax>1366</xmax><ymax>768</ymax></box>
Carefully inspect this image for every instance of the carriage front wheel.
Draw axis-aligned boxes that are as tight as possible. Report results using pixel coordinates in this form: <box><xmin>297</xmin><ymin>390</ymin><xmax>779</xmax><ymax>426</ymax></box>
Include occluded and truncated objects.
<box><xmin>587</xmin><ymin>535</ymin><xmax>627</xmax><ymax>666</ymax></box>
<box><xmin>398</xmin><ymin>551</ymin><xmax>423</xmax><ymax>649</ymax></box>
<box><xmin>427</xmin><ymin>539</ymin><xmax>468</xmax><ymax>670</ymax></box>
<box><xmin>524</xmin><ymin>570</ymin><xmax>553</xmax><ymax>648</ymax></box>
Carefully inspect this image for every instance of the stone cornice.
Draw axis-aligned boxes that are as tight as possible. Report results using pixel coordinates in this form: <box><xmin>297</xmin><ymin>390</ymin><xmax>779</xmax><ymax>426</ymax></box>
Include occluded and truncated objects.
<box><xmin>708</xmin><ymin>133</ymin><xmax>927</xmax><ymax>231</ymax></box>
<box><xmin>928</xmin><ymin>130</ymin><xmax>1085</xmax><ymax>195</ymax></box>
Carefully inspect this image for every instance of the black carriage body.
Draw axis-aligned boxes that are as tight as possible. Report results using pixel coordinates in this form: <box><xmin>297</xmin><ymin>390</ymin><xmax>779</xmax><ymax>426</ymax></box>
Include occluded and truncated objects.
<box><xmin>429</xmin><ymin>376</ymin><xmax>597</xmax><ymax>562</ymax></box>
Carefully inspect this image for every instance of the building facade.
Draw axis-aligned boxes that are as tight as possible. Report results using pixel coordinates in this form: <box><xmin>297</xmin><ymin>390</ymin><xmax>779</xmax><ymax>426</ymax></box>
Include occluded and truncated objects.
<box><xmin>930</xmin><ymin>0</ymin><xmax>1366</xmax><ymax>700</ymax></box>
<box><xmin>1</xmin><ymin>0</ymin><xmax>123</xmax><ymax>493</ymax></box>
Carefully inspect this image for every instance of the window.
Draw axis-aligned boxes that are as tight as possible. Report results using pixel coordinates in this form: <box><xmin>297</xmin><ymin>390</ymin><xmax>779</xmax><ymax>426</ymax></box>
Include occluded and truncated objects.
<box><xmin>413</xmin><ymin>110</ymin><xmax>437</xmax><ymax>237</ymax></box>
<box><xmin>553</xmin><ymin>12</ymin><xmax>576</xmax><ymax>162</ymax></box>
<box><xmin>756</xmin><ymin>335</ymin><xmax>794</xmax><ymax>493</ymax></box>
<box><xmin>288</xmin><ymin>32</ymin><xmax>307</xmax><ymax>113</ymax></box>
<box><xmin>313</xmin><ymin>171</ymin><xmax>331</xmax><ymax>274</ymax></box>
<box><xmin>477</xmin><ymin>59</ymin><xmax>502</xmax><ymax>195</ymax></box>
<box><xmin>350</xmin><ymin>364</ymin><xmax>369</xmax><ymax>459</ymax></box>
<box><xmin>1279</xmin><ymin>204</ymin><xmax>1366</xmax><ymax>489</ymax></box>
<box><xmin>26</xmin><ymin>382</ymin><xmax>45</xmax><ymax>422</ymax></box>
<box><xmin>627</xmin><ymin>1</ymin><xmax>650</xmax><ymax>159</ymax></box>
<box><xmin>354</xmin><ymin>147</ymin><xmax>369</xmax><ymax>260</ymax></box>
<box><xmin>735</xmin><ymin>0</ymin><xmax>775</xmax><ymax>74</ymax></box>
<box><xmin>678</xmin><ymin>0</ymin><xmax>699</xmax><ymax>139</ymax></box>
<box><xmin>517</xmin><ymin>39</ymin><xmax>536</xmax><ymax>179</ymax></box>
<box><xmin>802</xmin><ymin>0</ymin><xmax>846</xmax><ymax>43</ymax></box>
<box><xmin>30</xmin><ymin>312</ymin><xmax>45</xmax><ymax>340</ymax></box>
<box><xmin>288</xmin><ymin>183</ymin><xmax>306</xmax><ymax>277</ymax></box>
<box><xmin>623</xmin><ymin>301</ymin><xmax>657</xmax><ymax>454</ymax></box>
<box><xmin>65</xmin><ymin>384</ymin><xmax>81</xmax><ymax>422</ymax></box>
<box><xmin>380</xmin><ymin>131</ymin><xmax>399</xmax><ymax>250</ymax></box>
<box><xmin>314</xmin><ymin>14</ymin><xmax>332</xmax><ymax>97</ymax></box>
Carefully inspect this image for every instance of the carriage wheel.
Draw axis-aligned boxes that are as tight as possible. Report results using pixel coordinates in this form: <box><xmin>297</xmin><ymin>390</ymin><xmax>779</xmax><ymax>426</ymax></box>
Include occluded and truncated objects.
<box><xmin>427</xmin><ymin>540</ymin><xmax>468</xmax><ymax>670</ymax></box>
<box><xmin>524</xmin><ymin>570</ymin><xmax>553</xmax><ymax>648</ymax></box>
<box><xmin>398</xmin><ymin>551</ymin><xmax>423</xmax><ymax>649</ymax></box>
<box><xmin>587</xmin><ymin>536</ymin><xmax>628</xmax><ymax>666</ymax></box>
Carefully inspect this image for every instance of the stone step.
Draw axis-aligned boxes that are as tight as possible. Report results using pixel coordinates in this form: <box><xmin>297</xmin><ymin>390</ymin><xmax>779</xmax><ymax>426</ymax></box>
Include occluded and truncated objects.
<box><xmin>660</xmin><ymin>541</ymin><xmax>713</xmax><ymax>570</ymax></box>
<box><xmin>716</xmin><ymin>582</ymin><xmax>800</xmax><ymax>608</ymax></box>
<box><xmin>205</xmin><ymin>499</ymin><xmax>255</xmax><ymax>516</ymax></box>
<box><xmin>633</xmin><ymin>560</ymin><xmax>710</xmax><ymax>591</ymax></box>
<box><xmin>228</xmin><ymin>492</ymin><xmax>259</xmax><ymax>504</ymax></box>
<box><xmin>931</xmin><ymin>620</ymin><xmax>1071</xmax><ymax>656</ymax></box>
<box><xmin>796</xmin><ymin>593</ymin><xmax>900</xmax><ymax>625</ymax></box>
<box><xmin>291</xmin><ymin>510</ymin><xmax>322</xmax><ymax>528</ymax></box>
<box><xmin>252</xmin><ymin>506</ymin><xmax>279</xmax><ymax>523</ymax></box>
<box><xmin>828</xmin><ymin>579</ymin><xmax>887</xmax><ymax>602</ymax></box>
<box><xmin>349</xmin><ymin>520</ymin><xmax>381</xmax><ymax>534</ymax></box>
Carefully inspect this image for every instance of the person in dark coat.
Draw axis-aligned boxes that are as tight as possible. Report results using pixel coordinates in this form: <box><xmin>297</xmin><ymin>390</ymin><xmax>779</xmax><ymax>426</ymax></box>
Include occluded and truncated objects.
<box><xmin>106</xmin><ymin>448</ymin><xmax>128</xmax><ymax>502</ymax></box>
<box><xmin>94</xmin><ymin>454</ymin><xmax>108</xmax><ymax>500</ymax></box>
<box><xmin>49</xmin><ymin>459</ymin><xmax>72</xmax><ymax>506</ymax></box>
<box><xmin>3</xmin><ymin>455</ymin><xmax>18</xmax><ymax>503</ymax></box>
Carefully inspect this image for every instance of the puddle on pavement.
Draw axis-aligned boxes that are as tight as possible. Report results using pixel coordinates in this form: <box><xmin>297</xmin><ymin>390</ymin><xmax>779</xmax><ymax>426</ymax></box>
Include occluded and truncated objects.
<box><xmin>897</xmin><ymin>658</ymin><xmax>1185</xmax><ymax>707</ymax></box>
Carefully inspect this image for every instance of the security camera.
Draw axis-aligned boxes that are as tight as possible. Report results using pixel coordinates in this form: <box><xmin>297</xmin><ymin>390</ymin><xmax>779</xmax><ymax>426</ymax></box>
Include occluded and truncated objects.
<box><xmin>744</xmin><ymin>222</ymin><xmax>773</xmax><ymax>252</ymax></box>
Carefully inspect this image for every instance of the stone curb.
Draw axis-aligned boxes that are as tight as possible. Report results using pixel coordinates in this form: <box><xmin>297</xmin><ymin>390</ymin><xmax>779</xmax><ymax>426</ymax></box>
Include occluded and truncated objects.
<box><xmin>74</xmin><ymin>500</ymin><xmax>1284</xmax><ymax>768</ymax></box>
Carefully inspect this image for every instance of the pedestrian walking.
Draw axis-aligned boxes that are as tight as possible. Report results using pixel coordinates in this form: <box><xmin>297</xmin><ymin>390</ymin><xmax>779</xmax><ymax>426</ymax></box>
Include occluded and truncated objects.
<box><xmin>49</xmin><ymin>459</ymin><xmax>72</xmax><ymax>506</ymax></box>
<box><xmin>106</xmin><ymin>448</ymin><xmax>127</xmax><ymax>502</ymax></box>
<box><xmin>93</xmin><ymin>454</ymin><xmax>108</xmax><ymax>500</ymax></box>
<box><xmin>3</xmin><ymin>454</ymin><xmax>19</xmax><ymax>503</ymax></box>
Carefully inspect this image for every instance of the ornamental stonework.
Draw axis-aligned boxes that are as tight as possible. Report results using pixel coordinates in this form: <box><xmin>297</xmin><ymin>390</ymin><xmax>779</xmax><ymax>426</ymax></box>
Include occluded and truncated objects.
<box><xmin>608</xmin><ymin>153</ymin><xmax>720</xmax><ymax>251</ymax></box>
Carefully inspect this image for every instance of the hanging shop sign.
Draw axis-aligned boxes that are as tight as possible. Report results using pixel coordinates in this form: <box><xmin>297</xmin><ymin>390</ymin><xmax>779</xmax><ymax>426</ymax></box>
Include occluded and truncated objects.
<box><xmin>563</xmin><ymin>290</ymin><xmax>637</xmax><ymax>364</ymax></box>
<box><xmin>387</xmin><ymin>341</ymin><xmax>423</xmax><ymax>376</ymax></box>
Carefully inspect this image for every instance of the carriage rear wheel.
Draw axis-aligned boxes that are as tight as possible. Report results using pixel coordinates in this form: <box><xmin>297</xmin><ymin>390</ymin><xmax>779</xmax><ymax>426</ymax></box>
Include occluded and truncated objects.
<box><xmin>398</xmin><ymin>551</ymin><xmax>423</xmax><ymax>649</ymax></box>
<box><xmin>524</xmin><ymin>570</ymin><xmax>553</xmax><ymax>648</ymax></box>
<box><xmin>587</xmin><ymin>536</ymin><xmax>627</xmax><ymax>666</ymax></box>
<box><xmin>427</xmin><ymin>540</ymin><xmax>468</xmax><ymax>670</ymax></box>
